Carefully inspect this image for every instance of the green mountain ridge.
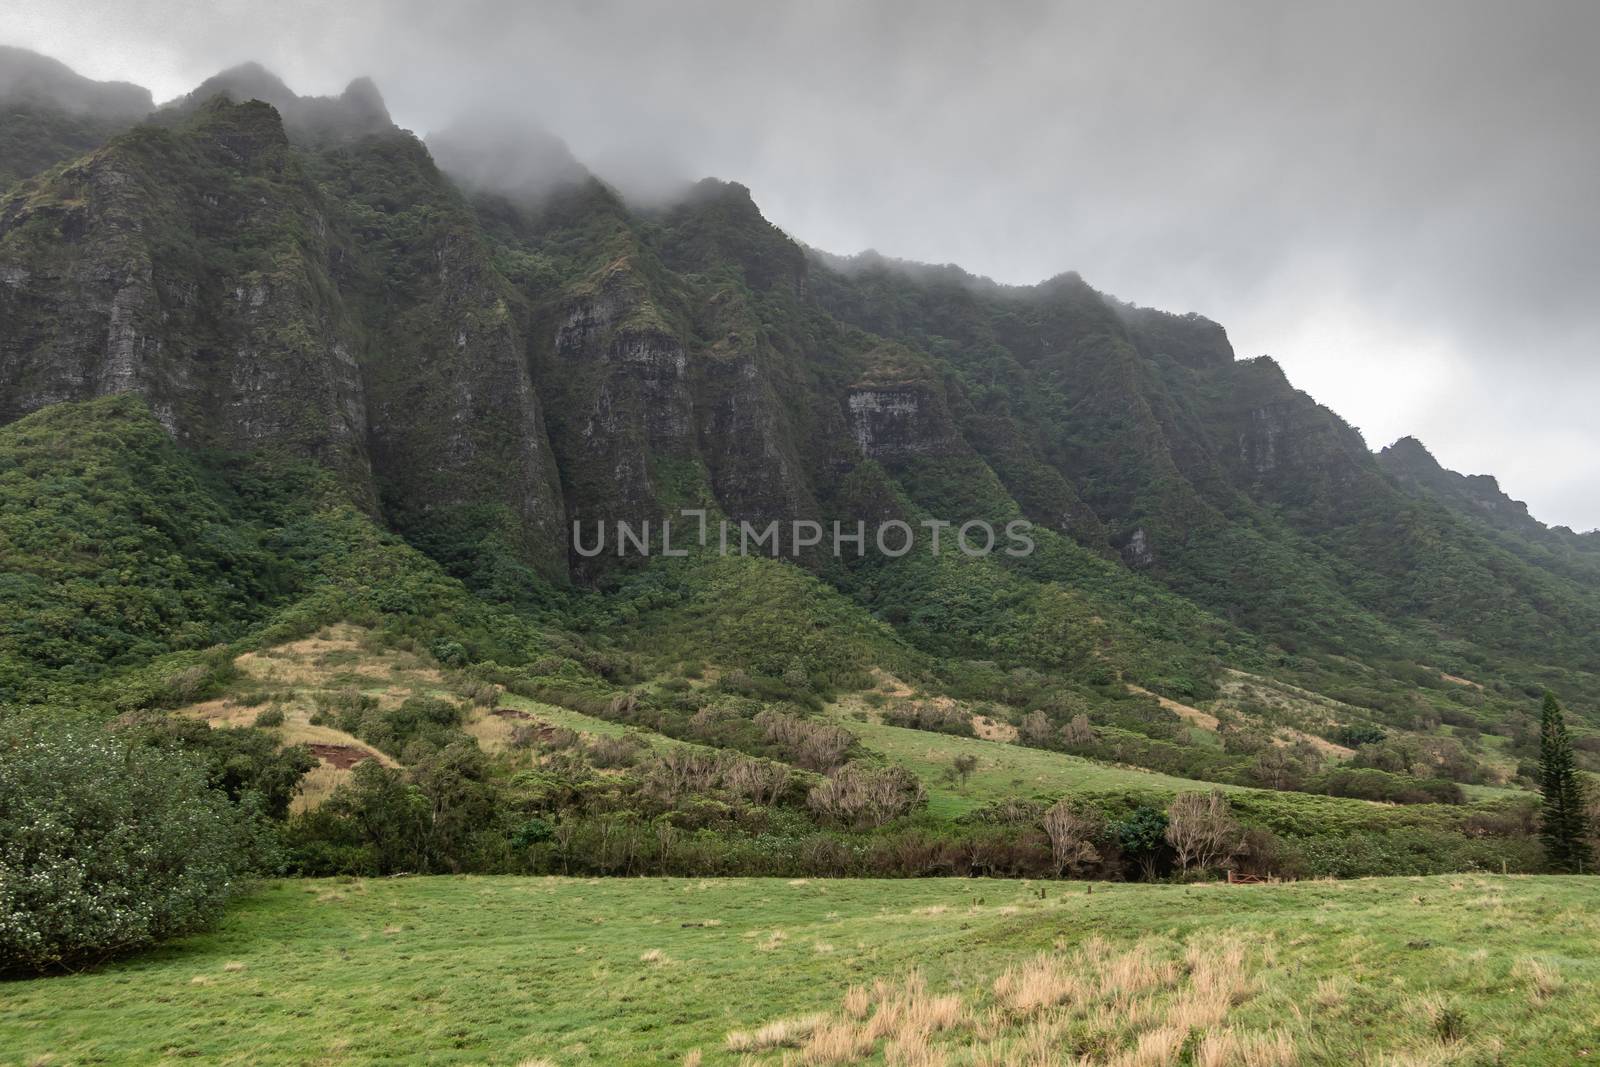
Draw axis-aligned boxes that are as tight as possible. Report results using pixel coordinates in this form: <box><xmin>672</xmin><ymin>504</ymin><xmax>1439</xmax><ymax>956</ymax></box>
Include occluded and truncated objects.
<box><xmin>2</xmin><ymin>48</ymin><xmax>1596</xmax><ymax>765</ymax></box>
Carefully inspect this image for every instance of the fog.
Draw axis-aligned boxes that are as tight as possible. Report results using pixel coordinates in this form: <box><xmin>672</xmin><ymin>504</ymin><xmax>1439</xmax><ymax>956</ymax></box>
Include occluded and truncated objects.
<box><xmin>8</xmin><ymin>0</ymin><xmax>1599</xmax><ymax>529</ymax></box>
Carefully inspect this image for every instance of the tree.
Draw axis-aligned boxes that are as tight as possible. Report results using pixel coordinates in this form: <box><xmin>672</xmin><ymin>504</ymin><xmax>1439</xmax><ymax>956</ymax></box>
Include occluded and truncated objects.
<box><xmin>0</xmin><ymin>726</ymin><xmax>266</xmax><ymax>973</ymax></box>
<box><xmin>1251</xmin><ymin>746</ymin><xmax>1302</xmax><ymax>791</ymax></box>
<box><xmin>140</xmin><ymin>719</ymin><xmax>315</xmax><ymax>820</ymax></box>
<box><xmin>1165</xmin><ymin>790</ymin><xmax>1244</xmax><ymax>874</ymax></box>
<box><xmin>1018</xmin><ymin>710</ymin><xmax>1054</xmax><ymax>748</ymax></box>
<box><xmin>807</xmin><ymin>762</ymin><xmax>926</xmax><ymax>829</ymax></box>
<box><xmin>1061</xmin><ymin>714</ymin><xmax>1096</xmax><ymax>747</ymax></box>
<box><xmin>951</xmin><ymin>753</ymin><xmax>978</xmax><ymax>784</ymax></box>
<box><xmin>1538</xmin><ymin>692</ymin><xmax>1592</xmax><ymax>873</ymax></box>
<box><xmin>1041</xmin><ymin>798</ymin><xmax>1103</xmax><ymax>877</ymax></box>
<box><xmin>1116</xmin><ymin>805</ymin><xmax>1169</xmax><ymax>881</ymax></box>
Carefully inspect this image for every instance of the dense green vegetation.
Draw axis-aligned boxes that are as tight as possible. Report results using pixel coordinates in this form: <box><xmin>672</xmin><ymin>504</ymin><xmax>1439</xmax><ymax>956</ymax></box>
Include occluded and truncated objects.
<box><xmin>0</xmin><ymin>724</ymin><xmax>269</xmax><ymax>973</ymax></box>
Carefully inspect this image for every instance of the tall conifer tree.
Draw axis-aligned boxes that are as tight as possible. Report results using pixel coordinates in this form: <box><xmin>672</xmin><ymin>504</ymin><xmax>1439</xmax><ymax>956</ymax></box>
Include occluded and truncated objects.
<box><xmin>1539</xmin><ymin>692</ymin><xmax>1592</xmax><ymax>872</ymax></box>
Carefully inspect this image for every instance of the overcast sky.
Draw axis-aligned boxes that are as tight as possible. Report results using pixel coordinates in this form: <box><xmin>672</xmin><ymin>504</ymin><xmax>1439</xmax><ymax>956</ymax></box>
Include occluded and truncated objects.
<box><xmin>8</xmin><ymin>0</ymin><xmax>1598</xmax><ymax>530</ymax></box>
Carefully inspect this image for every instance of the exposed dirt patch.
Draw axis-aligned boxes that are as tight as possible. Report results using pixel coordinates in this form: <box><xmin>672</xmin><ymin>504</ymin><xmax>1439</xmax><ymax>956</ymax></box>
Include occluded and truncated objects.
<box><xmin>868</xmin><ymin>669</ymin><xmax>915</xmax><ymax>698</ymax></box>
<box><xmin>1127</xmin><ymin>684</ymin><xmax>1221</xmax><ymax>732</ymax></box>
<box><xmin>1439</xmin><ymin>672</ymin><xmax>1484</xmax><ymax>690</ymax></box>
<box><xmin>234</xmin><ymin>624</ymin><xmax>442</xmax><ymax>688</ymax></box>
<box><xmin>306</xmin><ymin>743</ymin><xmax>375</xmax><ymax>770</ymax></box>
<box><xmin>972</xmin><ymin>715</ymin><xmax>1018</xmax><ymax>743</ymax></box>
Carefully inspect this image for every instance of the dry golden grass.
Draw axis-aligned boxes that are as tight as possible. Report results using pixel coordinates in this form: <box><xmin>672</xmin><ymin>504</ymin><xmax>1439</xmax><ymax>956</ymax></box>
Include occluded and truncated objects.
<box><xmin>1512</xmin><ymin>956</ymin><xmax>1563</xmax><ymax>1003</ymax></box>
<box><xmin>1311</xmin><ymin>977</ymin><xmax>1348</xmax><ymax>1011</ymax></box>
<box><xmin>462</xmin><ymin>706</ymin><xmax>518</xmax><ymax>753</ymax></box>
<box><xmin>171</xmin><ymin>624</ymin><xmax>444</xmax><ymax>812</ymax></box>
<box><xmin>726</xmin><ymin>1014</ymin><xmax>826</xmax><ymax>1053</ymax></box>
<box><xmin>731</xmin><ymin>932</ymin><xmax>1316</xmax><ymax>1067</ymax></box>
<box><xmin>1127</xmin><ymin>684</ymin><xmax>1221</xmax><ymax>732</ymax></box>
<box><xmin>288</xmin><ymin>762</ymin><xmax>345</xmax><ymax>814</ymax></box>
<box><xmin>640</xmin><ymin>949</ymin><xmax>668</xmax><ymax>964</ymax></box>
<box><xmin>1193</xmin><ymin>1029</ymin><xmax>1299</xmax><ymax>1067</ymax></box>
<box><xmin>993</xmin><ymin>953</ymin><xmax>1086</xmax><ymax>1015</ymax></box>
<box><xmin>1107</xmin><ymin>1024</ymin><xmax>1186</xmax><ymax>1067</ymax></box>
<box><xmin>790</xmin><ymin>1018</ymin><xmax>875</xmax><ymax>1065</ymax></box>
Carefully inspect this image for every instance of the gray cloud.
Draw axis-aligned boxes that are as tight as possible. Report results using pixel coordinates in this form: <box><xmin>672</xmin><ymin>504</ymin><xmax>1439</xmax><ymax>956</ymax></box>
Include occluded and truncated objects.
<box><xmin>9</xmin><ymin>0</ymin><xmax>1599</xmax><ymax>528</ymax></box>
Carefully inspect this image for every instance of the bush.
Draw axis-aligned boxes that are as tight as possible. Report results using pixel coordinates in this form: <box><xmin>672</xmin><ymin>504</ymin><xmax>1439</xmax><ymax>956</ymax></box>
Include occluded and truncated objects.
<box><xmin>807</xmin><ymin>762</ymin><xmax>926</xmax><ymax>828</ymax></box>
<box><xmin>0</xmin><ymin>726</ymin><xmax>267</xmax><ymax>974</ymax></box>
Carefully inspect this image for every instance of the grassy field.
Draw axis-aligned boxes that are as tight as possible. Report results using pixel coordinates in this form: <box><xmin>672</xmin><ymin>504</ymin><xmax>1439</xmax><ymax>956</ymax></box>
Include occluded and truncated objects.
<box><xmin>830</xmin><ymin>709</ymin><xmax>1248</xmax><ymax>817</ymax></box>
<box><xmin>4</xmin><ymin>875</ymin><xmax>1596</xmax><ymax>1066</ymax></box>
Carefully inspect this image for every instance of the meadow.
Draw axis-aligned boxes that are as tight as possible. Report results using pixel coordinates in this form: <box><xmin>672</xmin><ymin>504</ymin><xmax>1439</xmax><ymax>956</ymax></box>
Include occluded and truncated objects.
<box><xmin>827</xmin><ymin>707</ymin><xmax>1249</xmax><ymax>818</ymax></box>
<box><xmin>3</xmin><ymin>875</ymin><xmax>1595</xmax><ymax>1066</ymax></box>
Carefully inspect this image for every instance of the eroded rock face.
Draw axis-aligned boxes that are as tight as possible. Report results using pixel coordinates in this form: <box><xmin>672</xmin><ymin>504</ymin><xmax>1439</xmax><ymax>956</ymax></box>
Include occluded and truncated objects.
<box><xmin>1121</xmin><ymin>526</ymin><xmax>1155</xmax><ymax>568</ymax></box>
<box><xmin>538</xmin><ymin>263</ymin><xmax>696</xmax><ymax>530</ymax></box>
<box><xmin>0</xmin><ymin>94</ymin><xmax>571</xmax><ymax>579</ymax></box>
<box><xmin>693</xmin><ymin>320</ymin><xmax>819</xmax><ymax>526</ymax></box>
<box><xmin>847</xmin><ymin>384</ymin><xmax>964</xmax><ymax>461</ymax></box>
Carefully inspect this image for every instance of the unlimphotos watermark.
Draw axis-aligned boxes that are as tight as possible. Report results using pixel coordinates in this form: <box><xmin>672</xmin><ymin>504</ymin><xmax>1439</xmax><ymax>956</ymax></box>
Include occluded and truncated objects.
<box><xmin>574</xmin><ymin>510</ymin><xmax>1035</xmax><ymax>559</ymax></box>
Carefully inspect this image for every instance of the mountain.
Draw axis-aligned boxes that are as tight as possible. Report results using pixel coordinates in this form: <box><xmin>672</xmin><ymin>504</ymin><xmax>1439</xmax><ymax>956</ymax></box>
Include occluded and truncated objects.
<box><xmin>0</xmin><ymin>46</ymin><xmax>153</xmax><ymax>188</ymax></box>
<box><xmin>0</xmin><ymin>46</ymin><xmax>150</xmax><ymax>117</ymax></box>
<box><xmin>2</xmin><ymin>48</ymin><xmax>1597</xmax><ymax>794</ymax></box>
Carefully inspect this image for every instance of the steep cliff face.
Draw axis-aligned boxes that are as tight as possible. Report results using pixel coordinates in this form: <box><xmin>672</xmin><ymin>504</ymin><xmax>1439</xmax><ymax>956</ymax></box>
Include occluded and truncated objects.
<box><xmin>300</xmin><ymin>126</ymin><xmax>569</xmax><ymax>584</ymax></box>
<box><xmin>0</xmin><ymin>81</ymin><xmax>569</xmax><ymax>583</ymax></box>
<box><xmin>538</xmin><ymin>257</ymin><xmax>697</xmax><ymax>530</ymax></box>
<box><xmin>1204</xmin><ymin>355</ymin><xmax>1376</xmax><ymax>518</ymax></box>
<box><xmin>847</xmin><ymin>382</ymin><xmax>962</xmax><ymax>461</ymax></box>
<box><xmin>686</xmin><ymin>284</ymin><xmax>824</xmax><ymax>525</ymax></box>
<box><xmin>0</xmin><ymin>99</ymin><xmax>373</xmax><ymax>496</ymax></box>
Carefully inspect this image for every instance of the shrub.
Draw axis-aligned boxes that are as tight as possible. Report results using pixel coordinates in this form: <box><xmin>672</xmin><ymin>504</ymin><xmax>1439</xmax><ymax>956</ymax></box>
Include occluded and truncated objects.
<box><xmin>253</xmin><ymin>707</ymin><xmax>286</xmax><ymax>728</ymax></box>
<box><xmin>1165</xmin><ymin>790</ymin><xmax>1245</xmax><ymax>874</ymax></box>
<box><xmin>882</xmin><ymin>701</ymin><xmax>975</xmax><ymax>737</ymax></box>
<box><xmin>1041</xmin><ymin>798</ymin><xmax>1104</xmax><ymax>876</ymax></box>
<box><xmin>807</xmin><ymin>762</ymin><xmax>925</xmax><ymax>828</ymax></box>
<box><xmin>0</xmin><ymin>726</ymin><xmax>267</xmax><ymax>974</ymax></box>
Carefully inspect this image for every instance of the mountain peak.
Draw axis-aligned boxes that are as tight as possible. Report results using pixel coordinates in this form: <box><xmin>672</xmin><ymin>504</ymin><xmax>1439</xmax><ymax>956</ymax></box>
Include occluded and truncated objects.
<box><xmin>1380</xmin><ymin>435</ymin><xmax>1440</xmax><ymax>470</ymax></box>
<box><xmin>425</xmin><ymin>112</ymin><xmax>589</xmax><ymax>203</ymax></box>
<box><xmin>188</xmin><ymin>62</ymin><xmax>295</xmax><ymax>109</ymax></box>
<box><xmin>1379</xmin><ymin>435</ymin><xmax>1548</xmax><ymax>536</ymax></box>
<box><xmin>339</xmin><ymin>76</ymin><xmax>387</xmax><ymax>120</ymax></box>
<box><xmin>0</xmin><ymin>45</ymin><xmax>152</xmax><ymax>117</ymax></box>
<box><xmin>175</xmin><ymin>63</ymin><xmax>392</xmax><ymax>143</ymax></box>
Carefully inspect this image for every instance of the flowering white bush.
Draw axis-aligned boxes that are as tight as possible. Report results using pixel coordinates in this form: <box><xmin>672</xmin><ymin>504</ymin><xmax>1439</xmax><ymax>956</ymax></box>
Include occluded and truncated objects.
<box><xmin>1</xmin><ymin>726</ymin><xmax>259</xmax><ymax>973</ymax></box>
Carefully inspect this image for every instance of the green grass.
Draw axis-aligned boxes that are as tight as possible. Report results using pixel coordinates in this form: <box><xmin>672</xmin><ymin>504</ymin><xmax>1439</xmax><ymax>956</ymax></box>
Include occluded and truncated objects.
<box><xmin>830</xmin><ymin>708</ymin><xmax>1246</xmax><ymax>816</ymax></box>
<box><xmin>3</xmin><ymin>875</ymin><xmax>1597</xmax><ymax>1065</ymax></box>
<box><xmin>497</xmin><ymin>692</ymin><xmax>638</xmax><ymax>739</ymax></box>
<box><xmin>1461</xmin><ymin>781</ymin><xmax>1533</xmax><ymax>802</ymax></box>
